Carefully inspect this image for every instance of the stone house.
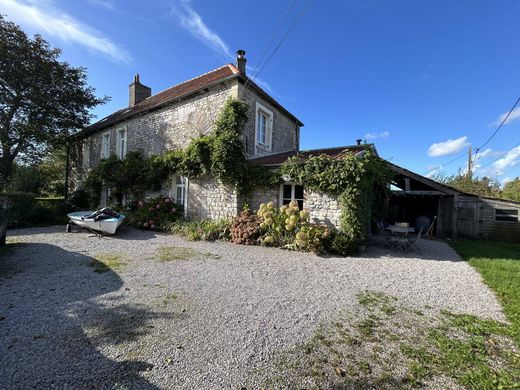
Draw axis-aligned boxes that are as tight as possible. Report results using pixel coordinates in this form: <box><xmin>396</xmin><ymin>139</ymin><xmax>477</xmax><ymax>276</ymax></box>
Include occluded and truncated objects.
<box><xmin>70</xmin><ymin>50</ymin><xmax>357</xmax><ymax>227</ymax></box>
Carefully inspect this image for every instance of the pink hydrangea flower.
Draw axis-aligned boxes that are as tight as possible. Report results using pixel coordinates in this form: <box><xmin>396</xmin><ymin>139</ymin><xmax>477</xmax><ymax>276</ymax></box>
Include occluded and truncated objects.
<box><xmin>148</xmin><ymin>207</ymin><xmax>154</xmax><ymax>212</ymax></box>
<box><xmin>143</xmin><ymin>222</ymin><xmax>149</xmax><ymax>228</ymax></box>
<box><xmin>156</xmin><ymin>204</ymin><xmax>161</xmax><ymax>209</ymax></box>
<box><xmin>150</xmin><ymin>224</ymin><xmax>156</xmax><ymax>230</ymax></box>
<box><xmin>138</xmin><ymin>200</ymin><xmax>144</xmax><ymax>207</ymax></box>
<box><xmin>171</xmin><ymin>208</ymin><xmax>176</xmax><ymax>213</ymax></box>
<box><xmin>165</xmin><ymin>198</ymin><xmax>170</xmax><ymax>203</ymax></box>
<box><xmin>149</xmin><ymin>219</ymin><xmax>155</xmax><ymax>225</ymax></box>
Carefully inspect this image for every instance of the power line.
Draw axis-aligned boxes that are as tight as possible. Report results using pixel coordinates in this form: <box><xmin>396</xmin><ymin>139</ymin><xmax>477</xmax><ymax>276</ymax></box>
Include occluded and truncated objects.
<box><xmin>243</xmin><ymin>0</ymin><xmax>298</xmax><ymax>90</ymax></box>
<box><xmin>245</xmin><ymin>0</ymin><xmax>313</xmax><ymax>89</ymax></box>
<box><xmin>438</xmin><ymin>95</ymin><xmax>520</xmax><ymax>169</ymax></box>
<box><xmin>478</xmin><ymin>141</ymin><xmax>520</xmax><ymax>171</ymax></box>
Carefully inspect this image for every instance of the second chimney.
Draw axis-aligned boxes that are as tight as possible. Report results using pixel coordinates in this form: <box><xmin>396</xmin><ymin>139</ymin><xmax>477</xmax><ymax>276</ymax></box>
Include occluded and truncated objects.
<box><xmin>236</xmin><ymin>49</ymin><xmax>246</xmax><ymax>75</ymax></box>
<box><xmin>129</xmin><ymin>74</ymin><xmax>151</xmax><ymax>107</ymax></box>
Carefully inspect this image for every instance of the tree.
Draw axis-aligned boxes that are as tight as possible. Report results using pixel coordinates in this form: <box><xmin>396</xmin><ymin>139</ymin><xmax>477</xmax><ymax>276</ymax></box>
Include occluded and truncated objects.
<box><xmin>433</xmin><ymin>173</ymin><xmax>501</xmax><ymax>198</ymax></box>
<box><xmin>0</xmin><ymin>15</ymin><xmax>107</xmax><ymax>181</ymax></box>
<box><xmin>502</xmin><ymin>178</ymin><xmax>520</xmax><ymax>202</ymax></box>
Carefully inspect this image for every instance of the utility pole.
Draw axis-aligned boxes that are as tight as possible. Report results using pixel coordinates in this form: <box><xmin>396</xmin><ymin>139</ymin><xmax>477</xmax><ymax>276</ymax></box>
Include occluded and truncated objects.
<box><xmin>466</xmin><ymin>146</ymin><xmax>472</xmax><ymax>179</ymax></box>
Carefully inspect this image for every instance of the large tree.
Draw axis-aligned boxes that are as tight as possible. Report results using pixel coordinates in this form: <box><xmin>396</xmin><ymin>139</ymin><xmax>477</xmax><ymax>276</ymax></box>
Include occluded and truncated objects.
<box><xmin>502</xmin><ymin>178</ymin><xmax>520</xmax><ymax>202</ymax></box>
<box><xmin>0</xmin><ymin>15</ymin><xmax>107</xmax><ymax>181</ymax></box>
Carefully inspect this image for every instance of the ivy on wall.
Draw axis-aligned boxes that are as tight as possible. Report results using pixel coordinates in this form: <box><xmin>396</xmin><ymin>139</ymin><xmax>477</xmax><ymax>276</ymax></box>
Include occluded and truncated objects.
<box><xmin>79</xmin><ymin>97</ymin><xmax>392</xmax><ymax>242</ymax></box>
<box><xmin>279</xmin><ymin>152</ymin><xmax>392</xmax><ymax>240</ymax></box>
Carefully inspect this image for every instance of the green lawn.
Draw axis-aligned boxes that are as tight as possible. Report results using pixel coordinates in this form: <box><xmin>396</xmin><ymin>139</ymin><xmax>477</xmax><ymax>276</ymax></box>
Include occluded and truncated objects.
<box><xmin>451</xmin><ymin>239</ymin><xmax>520</xmax><ymax>344</ymax></box>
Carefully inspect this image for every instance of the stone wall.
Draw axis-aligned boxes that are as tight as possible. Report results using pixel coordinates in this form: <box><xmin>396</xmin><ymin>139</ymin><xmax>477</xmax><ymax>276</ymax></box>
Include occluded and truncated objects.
<box><xmin>187</xmin><ymin>175</ymin><xmax>239</xmax><ymax>220</ymax></box>
<box><xmin>82</xmin><ymin>79</ymin><xmax>239</xmax><ymax>169</ymax></box>
<box><xmin>238</xmin><ymin>83</ymin><xmax>300</xmax><ymax>158</ymax></box>
<box><xmin>247</xmin><ymin>185</ymin><xmax>342</xmax><ymax>230</ymax></box>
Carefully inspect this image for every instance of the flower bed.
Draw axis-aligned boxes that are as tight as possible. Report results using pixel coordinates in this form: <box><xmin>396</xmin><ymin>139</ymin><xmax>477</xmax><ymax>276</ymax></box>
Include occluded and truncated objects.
<box><xmin>128</xmin><ymin>196</ymin><xmax>183</xmax><ymax>230</ymax></box>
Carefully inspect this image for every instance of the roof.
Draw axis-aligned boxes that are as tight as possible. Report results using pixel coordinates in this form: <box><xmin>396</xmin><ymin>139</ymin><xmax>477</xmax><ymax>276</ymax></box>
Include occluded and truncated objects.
<box><xmin>73</xmin><ymin>64</ymin><xmax>303</xmax><ymax>139</ymax></box>
<box><xmin>249</xmin><ymin>145</ymin><xmax>375</xmax><ymax>166</ymax></box>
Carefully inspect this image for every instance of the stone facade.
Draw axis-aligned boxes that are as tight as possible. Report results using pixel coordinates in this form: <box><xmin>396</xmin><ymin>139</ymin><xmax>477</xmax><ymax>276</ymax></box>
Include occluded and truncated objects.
<box><xmin>247</xmin><ymin>185</ymin><xmax>342</xmax><ymax>230</ymax></box>
<box><xmin>238</xmin><ymin>83</ymin><xmax>300</xmax><ymax>158</ymax></box>
<box><xmin>187</xmin><ymin>175</ymin><xmax>240</xmax><ymax>220</ymax></box>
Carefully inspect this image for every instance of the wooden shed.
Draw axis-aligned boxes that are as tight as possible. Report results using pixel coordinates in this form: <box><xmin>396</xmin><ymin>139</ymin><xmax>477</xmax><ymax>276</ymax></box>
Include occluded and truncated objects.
<box><xmin>387</xmin><ymin>163</ymin><xmax>520</xmax><ymax>242</ymax></box>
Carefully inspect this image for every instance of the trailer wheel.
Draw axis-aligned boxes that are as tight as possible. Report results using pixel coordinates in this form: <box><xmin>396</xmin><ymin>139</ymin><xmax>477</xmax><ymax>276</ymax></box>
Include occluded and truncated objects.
<box><xmin>66</xmin><ymin>223</ymin><xmax>72</xmax><ymax>233</ymax></box>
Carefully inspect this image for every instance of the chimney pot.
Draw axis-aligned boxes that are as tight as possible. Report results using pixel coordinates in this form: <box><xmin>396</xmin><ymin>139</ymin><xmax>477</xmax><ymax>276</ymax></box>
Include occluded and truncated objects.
<box><xmin>236</xmin><ymin>49</ymin><xmax>246</xmax><ymax>75</ymax></box>
<box><xmin>129</xmin><ymin>74</ymin><xmax>151</xmax><ymax>107</ymax></box>
<box><xmin>356</xmin><ymin>139</ymin><xmax>362</xmax><ymax>145</ymax></box>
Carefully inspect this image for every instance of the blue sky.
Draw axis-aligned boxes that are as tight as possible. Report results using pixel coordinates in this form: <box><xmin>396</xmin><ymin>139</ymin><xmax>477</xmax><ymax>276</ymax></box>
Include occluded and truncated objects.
<box><xmin>2</xmin><ymin>0</ymin><xmax>520</xmax><ymax>183</ymax></box>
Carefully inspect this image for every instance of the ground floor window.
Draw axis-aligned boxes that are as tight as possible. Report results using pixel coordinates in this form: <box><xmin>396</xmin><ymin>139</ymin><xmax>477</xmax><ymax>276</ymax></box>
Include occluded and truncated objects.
<box><xmin>495</xmin><ymin>208</ymin><xmax>519</xmax><ymax>222</ymax></box>
<box><xmin>280</xmin><ymin>183</ymin><xmax>304</xmax><ymax>210</ymax></box>
<box><xmin>170</xmin><ymin>175</ymin><xmax>187</xmax><ymax>211</ymax></box>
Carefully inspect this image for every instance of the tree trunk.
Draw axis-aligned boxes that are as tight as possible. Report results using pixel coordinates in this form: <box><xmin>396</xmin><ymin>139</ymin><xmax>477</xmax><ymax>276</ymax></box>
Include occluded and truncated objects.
<box><xmin>0</xmin><ymin>153</ymin><xmax>14</xmax><ymax>182</ymax></box>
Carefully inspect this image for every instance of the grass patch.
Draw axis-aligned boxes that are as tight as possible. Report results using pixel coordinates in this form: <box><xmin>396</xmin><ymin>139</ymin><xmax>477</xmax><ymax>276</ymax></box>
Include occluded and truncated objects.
<box><xmin>90</xmin><ymin>252</ymin><xmax>128</xmax><ymax>273</ymax></box>
<box><xmin>270</xmin><ymin>290</ymin><xmax>520</xmax><ymax>389</ymax></box>
<box><xmin>162</xmin><ymin>293</ymin><xmax>178</xmax><ymax>306</ymax></box>
<box><xmin>155</xmin><ymin>246</ymin><xmax>220</xmax><ymax>262</ymax></box>
<box><xmin>451</xmin><ymin>239</ymin><xmax>520</xmax><ymax>345</ymax></box>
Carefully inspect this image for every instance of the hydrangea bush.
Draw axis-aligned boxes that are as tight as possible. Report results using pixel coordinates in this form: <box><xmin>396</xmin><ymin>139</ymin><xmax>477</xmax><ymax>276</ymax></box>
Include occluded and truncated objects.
<box><xmin>257</xmin><ymin>201</ymin><xmax>330</xmax><ymax>253</ymax></box>
<box><xmin>128</xmin><ymin>195</ymin><xmax>183</xmax><ymax>230</ymax></box>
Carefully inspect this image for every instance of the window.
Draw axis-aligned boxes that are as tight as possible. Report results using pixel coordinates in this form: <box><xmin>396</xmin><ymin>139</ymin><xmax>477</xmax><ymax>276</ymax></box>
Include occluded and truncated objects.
<box><xmin>255</xmin><ymin>102</ymin><xmax>273</xmax><ymax>152</ymax></box>
<box><xmin>101</xmin><ymin>132</ymin><xmax>111</xmax><ymax>159</ymax></box>
<box><xmin>170</xmin><ymin>176</ymin><xmax>187</xmax><ymax>212</ymax></box>
<box><xmin>116</xmin><ymin>127</ymin><xmax>127</xmax><ymax>159</ymax></box>
<box><xmin>495</xmin><ymin>208</ymin><xmax>519</xmax><ymax>222</ymax></box>
<box><xmin>280</xmin><ymin>183</ymin><xmax>304</xmax><ymax>210</ymax></box>
<box><xmin>82</xmin><ymin>140</ymin><xmax>90</xmax><ymax>169</ymax></box>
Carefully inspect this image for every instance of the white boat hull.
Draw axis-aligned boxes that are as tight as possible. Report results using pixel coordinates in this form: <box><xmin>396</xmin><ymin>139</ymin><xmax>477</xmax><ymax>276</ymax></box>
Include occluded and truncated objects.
<box><xmin>67</xmin><ymin>211</ymin><xmax>125</xmax><ymax>235</ymax></box>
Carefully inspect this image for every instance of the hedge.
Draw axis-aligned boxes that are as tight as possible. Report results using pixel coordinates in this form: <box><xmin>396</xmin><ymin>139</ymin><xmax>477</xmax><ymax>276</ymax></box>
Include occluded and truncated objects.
<box><xmin>0</xmin><ymin>192</ymin><xmax>69</xmax><ymax>228</ymax></box>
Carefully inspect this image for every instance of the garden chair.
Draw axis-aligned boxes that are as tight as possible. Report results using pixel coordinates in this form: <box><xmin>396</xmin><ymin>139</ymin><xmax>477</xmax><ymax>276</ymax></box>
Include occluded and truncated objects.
<box><xmin>373</xmin><ymin>220</ymin><xmax>394</xmax><ymax>248</ymax></box>
<box><xmin>393</xmin><ymin>228</ymin><xmax>422</xmax><ymax>252</ymax></box>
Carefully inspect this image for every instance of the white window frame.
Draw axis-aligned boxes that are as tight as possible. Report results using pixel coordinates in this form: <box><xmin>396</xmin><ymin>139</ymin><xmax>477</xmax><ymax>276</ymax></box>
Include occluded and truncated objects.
<box><xmin>255</xmin><ymin>102</ymin><xmax>273</xmax><ymax>153</ymax></box>
<box><xmin>101</xmin><ymin>132</ymin><xmax>111</xmax><ymax>159</ymax></box>
<box><xmin>170</xmin><ymin>175</ymin><xmax>188</xmax><ymax>215</ymax></box>
<box><xmin>116</xmin><ymin>126</ymin><xmax>127</xmax><ymax>159</ymax></box>
<box><xmin>82</xmin><ymin>140</ymin><xmax>90</xmax><ymax>169</ymax></box>
<box><xmin>279</xmin><ymin>183</ymin><xmax>304</xmax><ymax>210</ymax></box>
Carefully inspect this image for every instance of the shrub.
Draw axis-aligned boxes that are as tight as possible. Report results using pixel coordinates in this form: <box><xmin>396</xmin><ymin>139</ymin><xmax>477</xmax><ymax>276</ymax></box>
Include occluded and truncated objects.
<box><xmin>257</xmin><ymin>201</ymin><xmax>330</xmax><ymax>253</ymax></box>
<box><xmin>128</xmin><ymin>195</ymin><xmax>183</xmax><ymax>230</ymax></box>
<box><xmin>170</xmin><ymin>218</ymin><xmax>231</xmax><ymax>241</ymax></box>
<box><xmin>324</xmin><ymin>231</ymin><xmax>358</xmax><ymax>256</ymax></box>
<box><xmin>231</xmin><ymin>209</ymin><xmax>262</xmax><ymax>244</ymax></box>
<box><xmin>0</xmin><ymin>192</ymin><xmax>68</xmax><ymax>228</ymax></box>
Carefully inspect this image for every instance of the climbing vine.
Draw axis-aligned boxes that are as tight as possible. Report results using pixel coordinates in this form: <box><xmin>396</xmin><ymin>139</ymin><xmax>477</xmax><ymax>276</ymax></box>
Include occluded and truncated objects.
<box><xmin>80</xmin><ymin>98</ymin><xmax>274</xmax><ymax>206</ymax></box>
<box><xmin>279</xmin><ymin>152</ymin><xmax>392</xmax><ymax>240</ymax></box>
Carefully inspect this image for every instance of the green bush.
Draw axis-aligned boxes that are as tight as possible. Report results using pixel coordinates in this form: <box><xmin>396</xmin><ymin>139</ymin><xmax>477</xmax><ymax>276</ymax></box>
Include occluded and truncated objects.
<box><xmin>169</xmin><ymin>218</ymin><xmax>231</xmax><ymax>241</ymax></box>
<box><xmin>0</xmin><ymin>192</ymin><xmax>68</xmax><ymax>228</ymax></box>
<box><xmin>324</xmin><ymin>231</ymin><xmax>358</xmax><ymax>256</ymax></box>
<box><xmin>127</xmin><ymin>195</ymin><xmax>183</xmax><ymax>230</ymax></box>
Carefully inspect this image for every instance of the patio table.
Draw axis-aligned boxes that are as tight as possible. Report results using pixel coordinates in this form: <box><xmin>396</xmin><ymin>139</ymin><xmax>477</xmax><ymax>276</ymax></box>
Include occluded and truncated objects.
<box><xmin>386</xmin><ymin>225</ymin><xmax>415</xmax><ymax>236</ymax></box>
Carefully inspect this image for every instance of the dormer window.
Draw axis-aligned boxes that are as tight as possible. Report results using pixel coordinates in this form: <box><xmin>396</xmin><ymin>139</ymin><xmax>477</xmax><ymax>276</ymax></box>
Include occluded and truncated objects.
<box><xmin>255</xmin><ymin>102</ymin><xmax>273</xmax><ymax>153</ymax></box>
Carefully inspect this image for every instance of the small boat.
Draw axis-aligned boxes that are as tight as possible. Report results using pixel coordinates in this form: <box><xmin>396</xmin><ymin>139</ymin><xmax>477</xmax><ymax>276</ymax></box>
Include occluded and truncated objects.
<box><xmin>67</xmin><ymin>208</ymin><xmax>125</xmax><ymax>235</ymax></box>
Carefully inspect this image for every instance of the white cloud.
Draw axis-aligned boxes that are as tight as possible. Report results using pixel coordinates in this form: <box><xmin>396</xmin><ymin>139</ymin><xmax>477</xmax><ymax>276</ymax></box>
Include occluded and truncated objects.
<box><xmin>364</xmin><ymin>131</ymin><xmax>390</xmax><ymax>140</ymax></box>
<box><xmin>0</xmin><ymin>0</ymin><xmax>130</xmax><ymax>63</ymax></box>
<box><xmin>476</xmin><ymin>148</ymin><xmax>492</xmax><ymax>159</ymax></box>
<box><xmin>427</xmin><ymin>136</ymin><xmax>469</xmax><ymax>157</ymax></box>
<box><xmin>170</xmin><ymin>1</ymin><xmax>232</xmax><ymax>60</ymax></box>
<box><xmin>86</xmin><ymin>0</ymin><xmax>115</xmax><ymax>10</ymax></box>
<box><xmin>491</xmin><ymin>145</ymin><xmax>520</xmax><ymax>176</ymax></box>
<box><xmin>491</xmin><ymin>106</ymin><xmax>520</xmax><ymax>126</ymax></box>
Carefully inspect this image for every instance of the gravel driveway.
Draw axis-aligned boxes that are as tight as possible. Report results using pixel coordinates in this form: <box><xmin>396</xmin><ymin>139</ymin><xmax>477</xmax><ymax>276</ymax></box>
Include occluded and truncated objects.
<box><xmin>0</xmin><ymin>226</ymin><xmax>504</xmax><ymax>389</ymax></box>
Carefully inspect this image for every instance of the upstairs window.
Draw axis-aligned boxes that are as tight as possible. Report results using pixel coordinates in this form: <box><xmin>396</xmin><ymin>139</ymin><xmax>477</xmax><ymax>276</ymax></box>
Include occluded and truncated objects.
<box><xmin>116</xmin><ymin>127</ymin><xmax>127</xmax><ymax>159</ymax></box>
<box><xmin>82</xmin><ymin>140</ymin><xmax>90</xmax><ymax>169</ymax></box>
<box><xmin>101</xmin><ymin>132</ymin><xmax>111</xmax><ymax>159</ymax></box>
<box><xmin>495</xmin><ymin>208</ymin><xmax>519</xmax><ymax>222</ymax></box>
<box><xmin>280</xmin><ymin>183</ymin><xmax>304</xmax><ymax>210</ymax></box>
<box><xmin>255</xmin><ymin>102</ymin><xmax>273</xmax><ymax>152</ymax></box>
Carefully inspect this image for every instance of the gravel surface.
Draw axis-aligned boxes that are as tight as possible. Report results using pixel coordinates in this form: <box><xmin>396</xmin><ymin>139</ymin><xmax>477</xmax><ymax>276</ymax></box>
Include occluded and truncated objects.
<box><xmin>0</xmin><ymin>226</ymin><xmax>505</xmax><ymax>389</ymax></box>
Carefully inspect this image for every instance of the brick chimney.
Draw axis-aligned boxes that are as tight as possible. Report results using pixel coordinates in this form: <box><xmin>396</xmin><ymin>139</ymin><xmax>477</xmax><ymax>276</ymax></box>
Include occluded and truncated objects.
<box><xmin>129</xmin><ymin>74</ymin><xmax>151</xmax><ymax>107</ymax></box>
<box><xmin>236</xmin><ymin>49</ymin><xmax>246</xmax><ymax>75</ymax></box>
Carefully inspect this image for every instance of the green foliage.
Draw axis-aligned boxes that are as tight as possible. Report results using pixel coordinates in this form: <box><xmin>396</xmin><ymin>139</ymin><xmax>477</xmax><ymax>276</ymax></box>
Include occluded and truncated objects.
<box><xmin>0</xmin><ymin>15</ymin><xmax>107</xmax><ymax>180</ymax></box>
<box><xmin>6</xmin><ymin>165</ymin><xmax>45</xmax><ymax>194</ymax></box>
<box><xmin>257</xmin><ymin>201</ymin><xmax>330</xmax><ymax>253</ymax></box>
<box><xmin>279</xmin><ymin>152</ymin><xmax>392</xmax><ymax>240</ymax></box>
<box><xmin>0</xmin><ymin>192</ymin><xmax>68</xmax><ymax>227</ymax></box>
<box><xmin>324</xmin><ymin>231</ymin><xmax>358</xmax><ymax>256</ymax></box>
<box><xmin>433</xmin><ymin>173</ymin><xmax>501</xmax><ymax>198</ymax></box>
<box><xmin>169</xmin><ymin>218</ymin><xmax>231</xmax><ymax>241</ymax></box>
<box><xmin>82</xmin><ymin>151</ymin><xmax>167</xmax><ymax>207</ymax></box>
<box><xmin>127</xmin><ymin>195</ymin><xmax>183</xmax><ymax>230</ymax></box>
<box><xmin>502</xmin><ymin>177</ymin><xmax>520</xmax><ymax>202</ymax></box>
